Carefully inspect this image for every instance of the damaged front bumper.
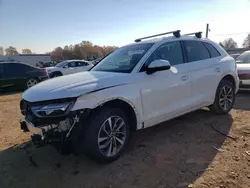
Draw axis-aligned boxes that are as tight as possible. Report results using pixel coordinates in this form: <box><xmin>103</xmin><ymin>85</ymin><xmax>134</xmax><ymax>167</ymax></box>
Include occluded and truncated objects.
<box><xmin>20</xmin><ymin>109</ymin><xmax>90</xmax><ymax>153</ymax></box>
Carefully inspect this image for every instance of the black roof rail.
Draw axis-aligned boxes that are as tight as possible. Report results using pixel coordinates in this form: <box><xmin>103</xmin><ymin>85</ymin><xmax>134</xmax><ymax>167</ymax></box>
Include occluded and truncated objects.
<box><xmin>135</xmin><ymin>30</ymin><xmax>181</xmax><ymax>42</ymax></box>
<box><xmin>183</xmin><ymin>32</ymin><xmax>202</xmax><ymax>38</ymax></box>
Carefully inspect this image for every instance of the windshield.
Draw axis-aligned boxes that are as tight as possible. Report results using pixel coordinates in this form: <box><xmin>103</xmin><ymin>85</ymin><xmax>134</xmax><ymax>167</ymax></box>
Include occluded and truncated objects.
<box><xmin>91</xmin><ymin>43</ymin><xmax>153</xmax><ymax>73</ymax></box>
<box><xmin>55</xmin><ymin>61</ymin><xmax>68</xmax><ymax>67</ymax></box>
<box><xmin>236</xmin><ymin>51</ymin><xmax>250</xmax><ymax>63</ymax></box>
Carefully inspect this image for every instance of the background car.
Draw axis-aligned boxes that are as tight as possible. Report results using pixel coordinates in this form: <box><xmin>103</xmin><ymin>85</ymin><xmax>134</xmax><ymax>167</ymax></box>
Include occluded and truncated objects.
<box><xmin>0</xmin><ymin>61</ymin><xmax>49</xmax><ymax>92</ymax></box>
<box><xmin>46</xmin><ymin>60</ymin><xmax>94</xmax><ymax>77</ymax></box>
<box><xmin>235</xmin><ymin>50</ymin><xmax>250</xmax><ymax>89</ymax></box>
<box><xmin>230</xmin><ymin>53</ymin><xmax>241</xmax><ymax>59</ymax></box>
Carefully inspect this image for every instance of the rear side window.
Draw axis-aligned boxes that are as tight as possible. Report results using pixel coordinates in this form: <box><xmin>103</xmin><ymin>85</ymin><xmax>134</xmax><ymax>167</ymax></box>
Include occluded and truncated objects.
<box><xmin>146</xmin><ymin>41</ymin><xmax>183</xmax><ymax>66</ymax></box>
<box><xmin>183</xmin><ymin>41</ymin><xmax>210</xmax><ymax>62</ymax></box>
<box><xmin>203</xmin><ymin>42</ymin><xmax>220</xmax><ymax>57</ymax></box>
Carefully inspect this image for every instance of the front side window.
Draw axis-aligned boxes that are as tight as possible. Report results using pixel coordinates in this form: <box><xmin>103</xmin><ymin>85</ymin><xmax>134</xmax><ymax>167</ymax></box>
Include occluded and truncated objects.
<box><xmin>4</xmin><ymin>63</ymin><xmax>28</xmax><ymax>77</ymax></box>
<box><xmin>183</xmin><ymin>41</ymin><xmax>210</xmax><ymax>62</ymax></box>
<box><xmin>77</xmin><ymin>61</ymin><xmax>89</xmax><ymax>66</ymax></box>
<box><xmin>55</xmin><ymin>61</ymin><xmax>68</xmax><ymax>68</ymax></box>
<box><xmin>236</xmin><ymin>51</ymin><xmax>250</xmax><ymax>63</ymax></box>
<box><xmin>67</xmin><ymin>62</ymin><xmax>77</xmax><ymax>67</ymax></box>
<box><xmin>91</xmin><ymin>43</ymin><xmax>153</xmax><ymax>73</ymax></box>
<box><xmin>203</xmin><ymin>42</ymin><xmax>220</xmax><ymax>58</ymax></box>
<box><xmin>145</xmin><ymin>41</ymin><xmax>183</xmax><ymax>66</ymax></box>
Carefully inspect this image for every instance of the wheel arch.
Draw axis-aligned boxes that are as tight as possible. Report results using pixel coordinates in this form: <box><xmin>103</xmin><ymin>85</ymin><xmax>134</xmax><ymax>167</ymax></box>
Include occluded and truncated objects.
<box><xmin>94</xmin><ymin>98</ymin><xmax>140</xmax><ymax>131</ymax></box>
<box><xmin>220</xmin><ymin>74</ymin><xmax>236</xmax><ymax>89</ymax></box>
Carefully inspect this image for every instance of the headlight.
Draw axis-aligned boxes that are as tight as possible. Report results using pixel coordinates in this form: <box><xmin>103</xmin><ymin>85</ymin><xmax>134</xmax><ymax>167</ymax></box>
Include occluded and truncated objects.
<box><xmin>31</xmin><ymin>101</ymin><xmax>74</xmax><ymax>117</ymax></box>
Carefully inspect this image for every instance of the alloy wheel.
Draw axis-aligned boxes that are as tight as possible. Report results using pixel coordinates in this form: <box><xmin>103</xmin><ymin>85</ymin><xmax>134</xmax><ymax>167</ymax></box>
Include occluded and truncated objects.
<box><xmin>27</xmin><ymin>79</ymin><xmax>38</xmax><ymax>88</ymax></box>
<box><xmin>219</xmin><ymin>85</ymin><xmax>234</xmax><ymax>111</ymax></box>
<box><xmin>98</xmin><ymin>116</ymin><xmax>126</xmax><ymax>157</ymax></box>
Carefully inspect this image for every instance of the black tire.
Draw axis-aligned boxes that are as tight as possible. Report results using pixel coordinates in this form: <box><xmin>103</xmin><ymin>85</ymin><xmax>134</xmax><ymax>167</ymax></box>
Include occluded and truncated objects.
<box><xmin>209</xmin><ymin>79</ymin><xmax>235</xmax><ymax>114</ymax></box>
<box><xmin>81</xmin><ymin>107</ymin><xmax>130</xmax><ymax>163</ymax></box>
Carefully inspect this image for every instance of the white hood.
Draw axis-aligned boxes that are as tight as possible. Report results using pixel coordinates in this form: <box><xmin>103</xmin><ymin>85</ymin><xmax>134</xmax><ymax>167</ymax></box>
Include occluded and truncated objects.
<box><xmin>22</xmin><ymin>71</ymin><xmax>130</xmax><ymax>102</ymax></box>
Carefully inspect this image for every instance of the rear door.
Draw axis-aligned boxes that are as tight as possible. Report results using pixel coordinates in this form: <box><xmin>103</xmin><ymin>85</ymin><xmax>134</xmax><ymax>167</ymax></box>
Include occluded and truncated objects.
<box><xmin>182</xmin><ymin>40</ymin><xmax>221</xmax><ymax>108</ymax></box>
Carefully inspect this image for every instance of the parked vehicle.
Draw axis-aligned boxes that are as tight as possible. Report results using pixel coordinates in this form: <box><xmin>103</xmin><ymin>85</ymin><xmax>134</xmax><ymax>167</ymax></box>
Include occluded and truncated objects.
<box><xmin>20</xmin><ymin>30</ymin><xmax>239</xmax><ymax>163</ymax></box>
<box><xmin>0</xmin><ymin>62</ymin><xmax>49</xmax><ymax>91</ymax></box>
<box><xmin>235</xmin><ymin>50</ymin><xmax>250</xmax><ymax>89</ymax></box>
<box><xmin>46</xmin><ymin>60</ymin><xmax>93</xmax><ymax>78</ymax></box>
<box><xmin>230</xmin><ymin>53</ymin><xmax>241</xmax><ymax>59</ymax></box>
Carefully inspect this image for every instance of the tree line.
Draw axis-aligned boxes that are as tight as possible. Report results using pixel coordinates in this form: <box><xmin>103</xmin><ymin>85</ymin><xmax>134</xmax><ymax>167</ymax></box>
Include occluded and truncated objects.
<box><xmin>1</xmin><ymin>34</ymin><xmax>250</xmax><ymax>59</ymax></box>
<box><xmin>0</xmin><ymin>41</ymin><xmax>118</xmax><ymax>61</ymax></box>
<box><xmin>49</xmin><ymin>41</ymin><xmax>118</xmax><ymax>61</ymax></box>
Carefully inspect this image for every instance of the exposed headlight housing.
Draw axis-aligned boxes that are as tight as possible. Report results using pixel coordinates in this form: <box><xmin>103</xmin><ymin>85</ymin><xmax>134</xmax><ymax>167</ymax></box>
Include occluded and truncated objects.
<box><xmin>31</xmin><ymin>101</ymin><xmax>75</xmax><ymax>118</ymax></box>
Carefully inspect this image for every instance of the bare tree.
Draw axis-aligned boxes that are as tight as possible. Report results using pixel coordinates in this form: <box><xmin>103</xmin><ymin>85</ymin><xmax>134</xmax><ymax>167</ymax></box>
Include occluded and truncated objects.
<box><xmin>243</xmin><ymin>34</ymin><xmax>250</xmax><ymax>48</ymax></box>
<box><xmin>0</xmin><ymin>46</ymin><xmax>4</xmax><ymax>55</ymax></box>
<box><xmin>5</xmin><ymin>46</ymin><xmax>19</xmax><ymax>55</ymax></box>
<box><xmin>220</xmin><ymin>38</ymin><xmax>238</xmax><ymax>49</ymax></box>
<box><xmin>22</xmin><ymin>49</ymin><xmax>32</xmax><ymax>54</ymax></box>
<box><xmin>50</xmin><ymin>41</ymin><xmax>118</xmax><ymax>61</ymax></box>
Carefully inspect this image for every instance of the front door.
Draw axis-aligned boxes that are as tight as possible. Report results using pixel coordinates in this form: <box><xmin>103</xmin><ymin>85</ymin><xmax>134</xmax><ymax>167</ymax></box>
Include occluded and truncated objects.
<box><xmin>140</xmin><ymin>41</ymin><xmax>192</xmax><ymax>128</ymax></box>
<box><xmin>63</xmin><ymin>61</ymin><xmax>78</xmax><ymax>75</ymax></box>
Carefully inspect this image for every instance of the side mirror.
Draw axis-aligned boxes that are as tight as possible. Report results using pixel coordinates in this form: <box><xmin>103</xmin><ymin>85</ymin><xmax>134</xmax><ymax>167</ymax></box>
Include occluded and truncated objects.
<box><xmin>146</xmin><ymin>59</ymin><xmax>171</xmax><ymax>75</ymax></box>
<box><xmin>235</xmin><ymin>60</ymin><xmax>243</xmax><ymax>64</ymax></box>
<box><xmin>63</xmin><ymin>65</ymin><xmax>69</xmax><ymax>68</ymax></box>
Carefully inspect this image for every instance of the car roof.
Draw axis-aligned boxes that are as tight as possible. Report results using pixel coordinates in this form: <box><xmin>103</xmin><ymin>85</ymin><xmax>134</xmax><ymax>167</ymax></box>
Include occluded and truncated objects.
<box><xmin>63</xmin><ymin>59</ymin><xmax>90</xmax><ymax>62</ymax></box>
<box><xmin>125</xmin><ymin>35</ymin><xmax>216</xmax><ymax>47</ymax></box>
<box><xmin>0</xmin><ymin>61</ymin><xmax>39</xmax><ymax>68</ymax></box>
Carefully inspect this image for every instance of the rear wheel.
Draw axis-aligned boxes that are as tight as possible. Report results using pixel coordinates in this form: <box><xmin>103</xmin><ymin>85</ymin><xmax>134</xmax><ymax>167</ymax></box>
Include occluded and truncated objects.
<box><xmin>26</xmin><ymin>78</ymin><xmax>39</xmax><ymax>88</ymax></box>
<box><xmin>209</xmin><ymin>79</ymin><xmax>235</xmax><ymax>114</ymax></box>
<box><xmin>82</xmin><ymin>107</ymin><xmax>130</xmax><ymax>163</ymax></box>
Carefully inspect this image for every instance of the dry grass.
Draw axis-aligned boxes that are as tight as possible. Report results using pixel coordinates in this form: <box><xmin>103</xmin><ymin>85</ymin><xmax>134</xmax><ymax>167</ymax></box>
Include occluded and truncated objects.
<box><xmin>0</xmin><ymin>92</ymin><xmax>250</xmax><ymax>188</ymax></box>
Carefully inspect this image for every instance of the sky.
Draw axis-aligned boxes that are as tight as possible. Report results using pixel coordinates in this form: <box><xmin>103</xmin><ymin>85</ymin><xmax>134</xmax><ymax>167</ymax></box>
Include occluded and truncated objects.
<box><xmin>0</xmin><ymin>0</ymin><xmax>250</xmax><ymax>53</ymax></box>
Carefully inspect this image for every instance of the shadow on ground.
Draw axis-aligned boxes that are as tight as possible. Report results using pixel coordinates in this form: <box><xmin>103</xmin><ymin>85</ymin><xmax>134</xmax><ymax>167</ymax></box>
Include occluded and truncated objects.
<box><xmin>234</xmin><ymin>91</ymin><xmax>250</xmax><ymax>111</ymax></box>
<box><xmin>0</xmin><ymin>109</ymin><xmax>232</xmax><ymax>188</ymax></box>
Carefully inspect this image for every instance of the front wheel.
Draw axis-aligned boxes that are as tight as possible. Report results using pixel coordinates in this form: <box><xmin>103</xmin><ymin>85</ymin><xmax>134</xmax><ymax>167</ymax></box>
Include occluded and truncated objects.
<box><xmin>209</xmin><ymin>79</ymin><xmax>235</xmax><ymax>114</ymax></box>
<box><xmin>82</xmin><ymin>107</ymin><xmax>130</xmax><ymax>163</ymax></box>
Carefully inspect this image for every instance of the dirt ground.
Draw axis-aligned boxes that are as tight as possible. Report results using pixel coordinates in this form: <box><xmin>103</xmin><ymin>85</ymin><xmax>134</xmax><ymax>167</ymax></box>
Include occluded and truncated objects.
<box><xmin>0</xmin><ymin>92</ymin><xmax>250</xmax><ymax>188</ymax></box>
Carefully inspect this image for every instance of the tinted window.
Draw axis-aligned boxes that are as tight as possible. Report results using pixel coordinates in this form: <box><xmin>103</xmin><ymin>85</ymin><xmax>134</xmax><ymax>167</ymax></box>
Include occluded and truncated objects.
<box><xmin>4</xmin><ymin>63</ymin><xmax>30</xmax><ymax>77</ymax></box>
<box><xmin>0</xmin><ymin>64</ymin><xmax>3</xmax><ymax>74</ymax></box>
<box><xmin>67</xmin><ymin>62</ymin><xmax>77</xmax><ymax>67</ymax></box>
<box><xmin>203</xmin><ymin>42</ymin><xmax>220</xmax><ymax>57</ymax></box>
<box><xmin>77</xmin><ymin>61</ymin><xmax>89</xmax><ymax>66</ymax></box>
<box><xmin>184</xmin><ymin>41</ymin><xmax>210</xmax><ymax>62</ymax></box>
<box><xmin>146</xmin><ymin>41</ymin><xmax>183</xmax><ymax>66</ymax></box>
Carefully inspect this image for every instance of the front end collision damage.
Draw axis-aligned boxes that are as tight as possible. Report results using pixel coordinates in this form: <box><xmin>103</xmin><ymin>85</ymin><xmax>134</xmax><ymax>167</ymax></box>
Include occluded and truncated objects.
<box><xmin>20</xmin><ymin>100</ymin><xmax>92</xmax><ymax>153</ymax></box>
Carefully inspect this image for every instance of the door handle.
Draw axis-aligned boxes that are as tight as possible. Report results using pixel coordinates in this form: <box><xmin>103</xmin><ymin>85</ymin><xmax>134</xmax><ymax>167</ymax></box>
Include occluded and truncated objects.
<box><xmin>215</xmin><ymin>67</ymin><xmax>221</xmax><ymax>72</ymax></box>
<box><xmin>181</xmin><ymin>75</ymin><xmax>188</xmax><ymax>81</ymax></box>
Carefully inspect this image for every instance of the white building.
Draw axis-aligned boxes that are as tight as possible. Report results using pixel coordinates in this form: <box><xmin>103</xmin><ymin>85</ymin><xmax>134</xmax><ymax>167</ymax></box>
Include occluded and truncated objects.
<box><xmin>0</xmin><ymin>54</ymin><xmax>51</xmax><ymax>67</ymax></box>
